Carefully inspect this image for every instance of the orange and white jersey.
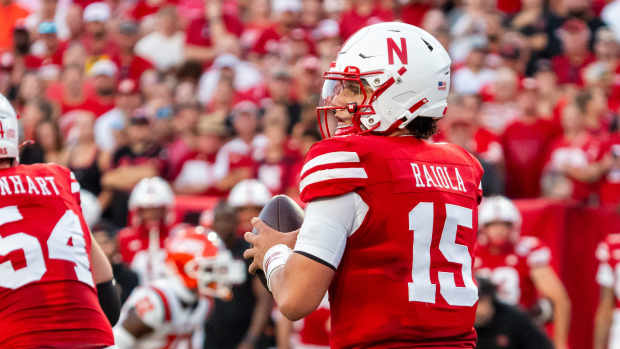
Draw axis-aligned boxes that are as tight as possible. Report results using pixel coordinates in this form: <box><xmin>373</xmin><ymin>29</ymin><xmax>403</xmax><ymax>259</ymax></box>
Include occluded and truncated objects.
<box><xmin>114</xmin><ymin>278</ymin><xmax>211</xmax><ymax>349</ymax></box>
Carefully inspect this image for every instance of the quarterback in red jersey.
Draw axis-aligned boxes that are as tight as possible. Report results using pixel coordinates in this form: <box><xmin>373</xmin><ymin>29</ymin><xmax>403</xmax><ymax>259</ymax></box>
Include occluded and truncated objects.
<box><xmin>244</xmin><ymin>22</ymin><xmax>483</xmax><ymax>348</ymax></box>
<box><xmin>594</xmin><ymin>233</ymin><xmax>620</xmax><ymax>349</ymax></box>
<box><xmin>0</xmin><ymin>93</ymin><xmax>118</xmax><ymax>348</ymax></box>
<box><xmin>474</xmin><ymin>196</ymin><xmax>571</xmax><ymax>349</ymax></box>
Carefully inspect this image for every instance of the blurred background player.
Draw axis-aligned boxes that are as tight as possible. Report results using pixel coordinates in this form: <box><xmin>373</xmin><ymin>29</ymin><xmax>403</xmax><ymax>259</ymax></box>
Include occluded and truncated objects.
<box><xmin>118</xmin><ymin>176</ymin><xmax>175</xmax><ymax>285</ymax></box>
<box><xmin>114</xmin><ymin>225</ymin><xmax>245</xmax><ymax>348</ymax></box>
<box><xmin>0</xmin><ymin>93</ymin><xmax>119</xmax><ymax>347</ymax></box>
<box><xmin>474</xmin><ymin>196</ymin><xmax>571</xmax><ymax>349</ymax></box>
<box><xmin>475</xmin><ymin>277</ymin><xmax>553</xmax><ymax>349</ymax></box>
<box><xmin>204</xmin><ymin>199</ymin><xmax>274</xmax><ymax>349</ymax></box>
<box><xmin>228</xmin><ymin>179</ymin><xmax>272</xmax><ymax>236</ymax></box>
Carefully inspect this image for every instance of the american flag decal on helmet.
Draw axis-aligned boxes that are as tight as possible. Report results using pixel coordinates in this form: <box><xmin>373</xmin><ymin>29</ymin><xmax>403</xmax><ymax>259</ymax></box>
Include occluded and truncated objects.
<box><xmin>438</xmin><ymin>81</ymin><xmax>446</xmax><ymax>90</ymax></box>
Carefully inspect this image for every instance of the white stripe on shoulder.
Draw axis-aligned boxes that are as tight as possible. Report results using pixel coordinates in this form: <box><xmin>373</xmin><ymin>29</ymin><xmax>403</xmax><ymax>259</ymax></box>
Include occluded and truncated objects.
<box><xmin>70</xmin><ymin>172</ymin><xmax>76</xmax><ymax>180</ymax></box>
<box><xmin>300</xmin><ymin>167</ymin><xmax>367</xmax><ymax>192</ymax></box>
<box><xmin>301</xmin><ymin>151</ymin><xmax>360</xmax><ymax>177</ymax></box>
<box><xmin>0</xmin><ymin>206</ymin><xmax>23</xmax><ymax>226</ymax></box>
<box><xmin>71</xmin><ymin>182</ymin><xmax>80</xmax><ymax>193</ymax></box>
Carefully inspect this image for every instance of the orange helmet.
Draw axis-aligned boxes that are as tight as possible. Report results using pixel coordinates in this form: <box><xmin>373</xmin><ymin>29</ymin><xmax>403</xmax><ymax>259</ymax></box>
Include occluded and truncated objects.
<box><xmin>165</xmin><ymin>226</ymin><xmax>246</xmax><ymax>298</ymax></box>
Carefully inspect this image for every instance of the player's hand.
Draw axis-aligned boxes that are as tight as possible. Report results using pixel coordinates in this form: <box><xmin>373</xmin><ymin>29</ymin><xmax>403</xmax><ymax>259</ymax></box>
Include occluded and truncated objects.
<box><xmin>243</xmin><ymin>218</ymin><xmax>298</xmax><ymax>274</ymax></box>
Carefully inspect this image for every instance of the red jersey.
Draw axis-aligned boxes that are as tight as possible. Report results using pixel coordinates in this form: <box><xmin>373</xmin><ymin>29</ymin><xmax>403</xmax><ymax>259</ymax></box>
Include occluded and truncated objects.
<box><xmin>0</xmin><ymin>163</ymin><xmax>114</xmax><ymax>348</ymax></box>
<box><xmin>474</xmin><ymin>236</ymin><xmax>552</xmax><ymax>309</ymax></box>
<box><xmin>118</xmin><ymin>224</ymin><xmax>171</xmax><ymax>285</ymax></box>
<box><xmin>300</xmin><ymin>135</ymin><xmax>484</xmax><ymax>349</ymax></box>
<box><xmin>596</xmin><ymin>233</ymin><xmax>620</xmax><ymax>308</ymax></box>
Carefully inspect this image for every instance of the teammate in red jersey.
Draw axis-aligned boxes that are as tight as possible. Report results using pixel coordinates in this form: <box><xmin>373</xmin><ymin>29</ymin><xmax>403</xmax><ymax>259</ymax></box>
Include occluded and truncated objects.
<box><xmin>594</xmin><ymin>233</ymin><xmax>620</xmax><ymax>349</ymax></box>
<box><xmin>118</xmin><ymin>176</ymin><xmax>175</xmax><ymax>285</ymax></box>
<box><xmin>0</xmin><ymin>93</ymin><xmax>119</xmax><ymax>348</ymax></box>
<box><xmin>244</xmin><ymin>22</ymin><xmax>483</xmax><ymax>348</ymax></box>
<box><xmin>474</xmin><ymin>196</ymin><xmax>571</xmax><ymax>349</ymax></box>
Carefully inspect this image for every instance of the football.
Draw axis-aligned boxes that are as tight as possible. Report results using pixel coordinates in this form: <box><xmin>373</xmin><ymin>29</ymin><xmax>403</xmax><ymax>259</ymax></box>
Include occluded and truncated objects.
<box><xmin>252</xmin><ymin>194</ymin><xmax>304</xmax><ymax>290</ymax></box>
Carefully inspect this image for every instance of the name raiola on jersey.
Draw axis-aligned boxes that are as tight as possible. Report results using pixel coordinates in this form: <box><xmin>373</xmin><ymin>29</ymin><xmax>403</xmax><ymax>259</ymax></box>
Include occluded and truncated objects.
<box><xmin>0</xmin><ymin>173</ymin><xmax>65</xmax><ymax>196</ymax></box>
<box><xmin>410</xmin><ymin>162</ymin><xmax>469</xmax><ymax>193</ymax></box>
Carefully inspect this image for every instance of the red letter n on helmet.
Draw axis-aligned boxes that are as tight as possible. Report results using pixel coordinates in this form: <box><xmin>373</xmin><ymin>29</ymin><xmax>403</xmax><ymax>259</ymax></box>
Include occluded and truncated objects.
<box><xmin>387</xmin><ymin>38</ymin><xmax>408</xmax><ymax>65</ymax></box>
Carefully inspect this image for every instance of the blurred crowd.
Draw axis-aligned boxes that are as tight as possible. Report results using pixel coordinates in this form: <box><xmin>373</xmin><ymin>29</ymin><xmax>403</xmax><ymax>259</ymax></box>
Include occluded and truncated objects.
<box><xmin>2</xmin><ymin>0</ymin><xmax>620</xmax><ymax>347</ymax></box>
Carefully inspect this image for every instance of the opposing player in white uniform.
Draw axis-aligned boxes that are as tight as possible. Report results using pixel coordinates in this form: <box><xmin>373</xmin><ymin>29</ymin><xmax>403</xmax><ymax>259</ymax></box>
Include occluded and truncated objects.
<box><xmin>114</xmin><ymin>226</ymin><xmax>246</xmax><ymax>349</ymax></box>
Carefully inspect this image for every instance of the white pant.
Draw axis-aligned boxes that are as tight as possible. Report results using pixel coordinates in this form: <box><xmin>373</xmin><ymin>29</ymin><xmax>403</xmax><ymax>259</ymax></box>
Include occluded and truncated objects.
<box><xmin>610</xmin><ymin>311</ymin><xmax>620</xmax><ymax>349</ymax></box>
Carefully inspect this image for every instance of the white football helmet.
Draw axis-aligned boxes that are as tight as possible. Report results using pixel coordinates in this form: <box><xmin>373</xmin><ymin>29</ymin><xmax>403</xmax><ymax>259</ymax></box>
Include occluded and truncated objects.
<box><xmin>317</xmin><ymin>21</ymin><xmax>451</xmax><ymax>138</ymax></box>
<box><xmin>478</xmin><ymin>196</ymin><xmax>522</xmax><ymax>229</ymax></box>
<box><xmin>129</xmin><ymin>177</ymin><xmax>175</xmax><ymax>210</ymax></box>
<box><xmin>0</xmin><ymin>93</ymin><xmax>19</xmax><ymax>162</ymax></box>
<box><xmin>228</xmin><ymin>179</ymin><xmax>271</xmax><ymax>208</ymax></box>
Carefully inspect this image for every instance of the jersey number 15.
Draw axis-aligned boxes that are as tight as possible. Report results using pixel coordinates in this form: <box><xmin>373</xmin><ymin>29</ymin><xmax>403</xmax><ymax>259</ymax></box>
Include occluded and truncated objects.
<box><xmin>408</xmin><ymin>202</ymin><xmax>478</xmax><ymax>307</ymax></box>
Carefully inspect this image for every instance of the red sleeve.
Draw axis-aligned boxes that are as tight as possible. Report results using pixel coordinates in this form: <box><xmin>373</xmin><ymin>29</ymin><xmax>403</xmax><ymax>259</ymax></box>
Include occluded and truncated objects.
<box><xmin>299</xmin><ymin>137</ymin><xmax>369</xmax><ymax>203</ymax></box>
<box><xmin>117</xmin><ymin>228</ymin><xmax>136</xmax><ymax>264</ymax></box>
<box><xmin>185</xmin><ymin>17</ymin><xmax>209</xmax><ymax>46</ymax></box>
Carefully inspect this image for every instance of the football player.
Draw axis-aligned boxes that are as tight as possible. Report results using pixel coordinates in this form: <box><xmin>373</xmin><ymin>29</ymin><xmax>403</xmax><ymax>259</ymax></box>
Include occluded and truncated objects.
<box><xmin>0</xmin><ymin>93</ymin><xmax>119</xmax><ymax>347</ymax></box>
<box><xmin>114</xmin><ymin>225</ymin><xmax>246</xmax><ymax>348</ymax></box>
<box><xmin>118</xmin><ymin>176</ymin><xmax>175</xmax><ymax>284</ymax></box>
<box><xmin>244</xmin><ymin>22</ymin><xmax>484</xmax><ymax>347</ymax></box>
<box><xmin>594</xmin><ymin>233</ymin><xmax>620</xmax><ymax>349</ymax></box>
<box><xmin>474</xmin><ymin>196</ymin><xmax>570</xmax><ymax>349</ymax></box>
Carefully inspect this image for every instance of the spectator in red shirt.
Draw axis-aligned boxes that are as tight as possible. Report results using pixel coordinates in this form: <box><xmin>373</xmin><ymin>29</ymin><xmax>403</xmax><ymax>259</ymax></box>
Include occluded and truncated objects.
<box><xmin>338</xmin><ymin>0</ymin><xmax>393</xmax><ymax>40</ymax></box>
<box><xmin>184</xmin><ymin>1</ymin><xmax>243</xmax><ymax>68</ymax></box>
<box><xmin>36</xmin><ymin>22</ymin><xmax>67</xmax><ymax>67</ymax></box>
<box><xmin>47</xmin><ymin>64</ymin><xmax>107</xmax><ymax>119</ymax></box>
<box><xmin>239</xmin><ymin>0</ymin><xmax>272</xmax><ymax>52</ymax></box>
<box><xmin>597</xmin><ymin>133</ymin><xmax>620</xmax><ymax>206</ymax></box>
<box><xmin>88</xmin><ymin>59</ymin><xmax>118</xmax><ymax>115</ymax></box>
<box><xmin>173</xmin><ymin>117</ymin><xmax>228</xmax><ymax>196</ymax></box>
<box><xmin>501</xmin><ymin>80</ymin><xmax>560</xmax><ymax>198</ymax></box>
<box><xmin>542</xmin><ymin>102</ymin><xmax>601</xmax><ymax>201</ymax></box>
<box><xmin>312</xmin><ymin>19</ymin><xmax>342</xmax><ymax>70</ymax></box>
<box><xmin>214</xmin><ymin>100</ymin><xmax>265</xmax><ymax>192</ymax></box>
<box><xmin>401</xmin><ymin>0</ymin><xmax>433</xmax><ymax>27</ymax></box>
<box><xmin>480</xmin><ymin>67</ymin><xmax>523</xmax><ymax>134</ymax></box>
<box><xmin>112</xmin><ymin>21</ymin><xmax>154</xmax><ymax>82</ymax></box>
<box><xmin>251</xmin><ymin>0</ymin><xmax>302</xmax><ymax>57</ymax></box>
<box><xmin>81</xmin><ymin>2</ymin><xmax>119</xmax><ymax>68</ymax></box>
<box><xmin>552</xmin><ymin>18</ymin><xmax>596</xmax><ymax>85</ymax></box>
<box><xmin>256</xmin><ymin>120</ymin><xmax>302</xmax><ymax>196</ymax></box>
<box><xmin>589</xmin><ymin>28</ymin><xmax>620</xmax><ymax>112</ymax></box>
<box><xmin>575</xmin><ymin>87</ymin><xmax>612</xmax><ymax>136</ymax></box>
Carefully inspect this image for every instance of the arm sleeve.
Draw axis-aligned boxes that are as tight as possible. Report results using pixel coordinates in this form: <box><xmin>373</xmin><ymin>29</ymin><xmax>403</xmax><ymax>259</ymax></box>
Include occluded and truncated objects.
<box><xmin>294</xmin><ymin>192</ymin><xmax>368</xmax><ymax>270</ymax></box>
<box><xmin>299</xmin><ymin>138</ymin><xmax>368</xmax><ymax>203</ymax></box>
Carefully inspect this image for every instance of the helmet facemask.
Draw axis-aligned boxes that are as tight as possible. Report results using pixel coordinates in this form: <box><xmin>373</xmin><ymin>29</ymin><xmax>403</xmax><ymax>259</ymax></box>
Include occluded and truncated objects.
<box><xmin>317</xmin><ymin>66</ymin><xmax>385</xmax><ymax>138</ymax></box>
<box><xmin>184</xmin><ymin>250</ymin><xmax>246</xmax><ymax>300</ymax></box>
